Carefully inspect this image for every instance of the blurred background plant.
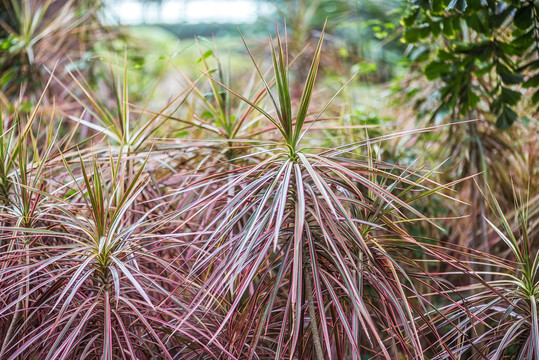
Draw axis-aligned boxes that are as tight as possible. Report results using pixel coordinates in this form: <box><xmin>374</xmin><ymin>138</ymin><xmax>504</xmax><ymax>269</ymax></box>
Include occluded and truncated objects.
<box><xmin>397</xmin><ymin>0</ymin><xmax>539</xmax><ymax>277</ymax></box>
<box><xmin>0</xmin><ymin>0</ymin><xmax>112</xmax><ymax>105</ymax></box>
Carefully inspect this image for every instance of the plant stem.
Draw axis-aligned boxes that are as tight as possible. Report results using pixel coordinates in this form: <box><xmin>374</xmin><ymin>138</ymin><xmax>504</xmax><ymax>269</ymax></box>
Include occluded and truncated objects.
<box><xmin>0</xmin><ymin>287</ymin><xmax>21</xmax><ymax>357</ymax></box>
<box><xmin>304</xmin><ymin>252</ymin><xmax>324</xmax><ymax>360</ymax></box>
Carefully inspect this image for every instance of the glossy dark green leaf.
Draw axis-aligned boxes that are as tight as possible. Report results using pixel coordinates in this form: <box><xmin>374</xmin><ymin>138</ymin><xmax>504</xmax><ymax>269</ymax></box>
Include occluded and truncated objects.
<box><xmin>532</xmin><ymin>88</ymin><xmax>539</xmax><ymax>103</ymax></box>
<box><xmin>496</xmin><ymin>41</ymin><xmax>519</xmax><ymax>56</ymax></box>
<box><xmin>497</xmin><ymin>63</ymin><xmax>524</xmax><ymax>85</ymax></box>
<box><xmin>523</xmin><ymin>73</ymin><xmax>539</xmax><ymax>88</ymax></box>
<box><xmin>432</xmin><ymin>0</ymin><xmax>444</xmax><ymax>12</ymax></box>
<box><xmin>403</xmin><ymin>24</ymin><xmax>431</xmax><ymax>43</ymax></box>
<box><xmin>424</xmin><ymin>61</ymin><xmax>447</xmax><ymax>79</ymax></box>
<box><xmin>496</xmin><ymin>105</ymin><xmax>517</xmax><ymax>130</ymax></box>
<box><xmin>514</xmin><ymin>5</ymin><xmax>533</xmax><ymax>30</ymax></box>
<box><xmin>501</xmin><ymin>87</ymin><xmax>522</xmax><ymax>106</ymax></box>
<box><xmin>402</xmin><ymin>9</ymin><xmax>420</xmax><ymax>27</ymax></box>
<box><xmin>430</xmin><ymin>20</ymin><xmax>442</xmax><ymax>36</ymax></box>
<box><xmin>512</xmin><ymin>30</ymin><xmax>535</xmax><ymax>51</ymax></box>
<box><xmin>476</xmin><ymin>45</ymin><xmax>495</xmax><ymax>61</ymax></box>
<box><xmin>457</xmin><ymin>41</ymin><xmax>493</xmax><ymax>60</ymax></box>
<box><xmin>463</xmin><ymin>87</ymin><xmax>480</xmax><ymax>110</ymax></box>
<box><xmin>466</xmin><ymin>0</ymin><xmax>486</xmax><ymax>10</ymax></box>
<box><xmin>441</xmin><ymin>17</ymin><xmax>455</xmax><ymax>36</ymax></box>
<box><xmin>499</xmin><ymin>71</ymin><xmax>523</xmax><ymax>85</ymax></box>
<box><xmin>454</xmin><ymin>43</ymin><xmax>472</xmax><ymax>53</ymax></box>
<box><xmin>437</xmin><ymin>49</ymin><xmax>456</xmax><ymax>61</ymax></box>
<box><xmin>465</xmin><ymin>13</ymin><xmax>488</xmax><ymax>33</ymax></box>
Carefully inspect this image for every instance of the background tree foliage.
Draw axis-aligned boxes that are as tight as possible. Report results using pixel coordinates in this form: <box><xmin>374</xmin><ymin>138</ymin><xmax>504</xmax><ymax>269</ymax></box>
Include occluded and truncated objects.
<box><xmin>403</xmin><ymin>0</ymin><xmax>539</xmax><ymax>129</ymax></box>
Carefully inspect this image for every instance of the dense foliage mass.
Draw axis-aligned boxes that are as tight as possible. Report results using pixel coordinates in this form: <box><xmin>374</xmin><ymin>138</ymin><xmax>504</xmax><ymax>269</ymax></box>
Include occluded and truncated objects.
<box><xmin>0</xmin><ymin>0</ymin><xmax>537</xmax><ymax>359</ymax></box>
<box><xmin>403</xmin><ymin>0</ymin><xmax>539</xmax><ymax>129</ymax></box>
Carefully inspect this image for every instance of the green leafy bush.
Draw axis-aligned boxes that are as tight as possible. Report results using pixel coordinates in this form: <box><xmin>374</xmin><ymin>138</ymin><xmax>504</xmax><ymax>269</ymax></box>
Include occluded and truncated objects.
<box><xmin>403</xmin><ymin>0</ymin><xmax>539</xmax><ymax>129</ymax></box>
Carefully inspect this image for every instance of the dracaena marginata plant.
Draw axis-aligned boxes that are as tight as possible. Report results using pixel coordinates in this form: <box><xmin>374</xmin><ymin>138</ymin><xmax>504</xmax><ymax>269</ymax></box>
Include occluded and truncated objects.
<box><xmin>426</xmin><ymin>186</ymin><xmax>539</xmax><ymax>360</ymax></box>
<box><xmin>170</xmin><ymin>27</ymin><xmax>465</xmax><ymax>359</ymax></box>
<box><xmin>0</xmin><ymin>121</ymin><xmax>232</xmax><ymax>359</ymax></box>
<box><xmin>0</xmin><ymin>0</ymin><xmax>108</xmax><ymax>102</ymax></box>
<box><xmin>52</xmin><ymin>57</ymin><xmax>200</xmax><ymax>217</ymax></box>
<box><xmin>191</xmin><ymin>41</ymin><xmax>270</xmax><ymax>143</ymax></box>
<box><xmin>56</xmin><ymin>58</ymin><xmax>196</xmax><ymax>153</ymax></box>
<box><xmin>160</xmin><ymin>42</ymin><xmax>284</xmax><ymax>230</ymax></box>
